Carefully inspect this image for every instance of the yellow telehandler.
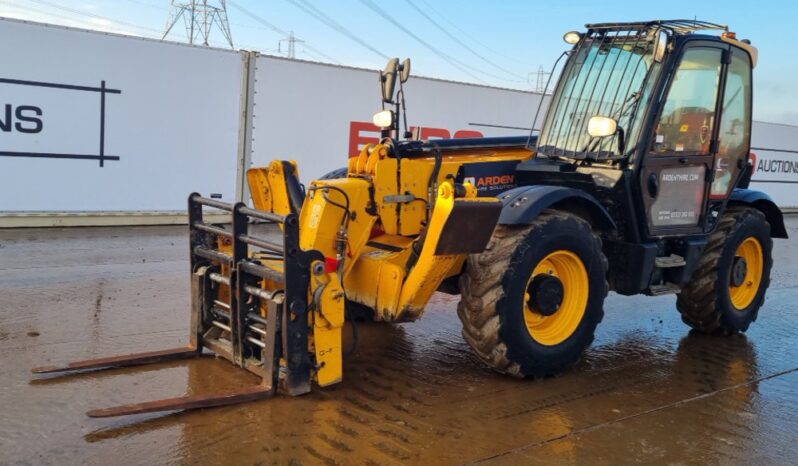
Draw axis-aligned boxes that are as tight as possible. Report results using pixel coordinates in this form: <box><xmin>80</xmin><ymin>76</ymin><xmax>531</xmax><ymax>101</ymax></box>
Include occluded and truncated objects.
<box><xmin>33</xmin><ymin>20</ymin><xmax>786</xmax><ymax>418</ymax></box>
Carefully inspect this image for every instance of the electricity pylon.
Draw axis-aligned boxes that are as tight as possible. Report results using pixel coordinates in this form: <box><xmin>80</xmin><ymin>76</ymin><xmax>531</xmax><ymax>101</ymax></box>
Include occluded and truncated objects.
<box><xmin>163</xmin><ymin>1</ymin><xmax>234</xmax><ymax>48</ymax></box>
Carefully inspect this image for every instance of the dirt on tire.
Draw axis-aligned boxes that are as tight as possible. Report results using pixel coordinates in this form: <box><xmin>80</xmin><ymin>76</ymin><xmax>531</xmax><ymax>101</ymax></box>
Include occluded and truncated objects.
<box><xmin>677</xmin><ymin>206</ymin><xmax>773</xmax><ymax>334</ymax></box>
<box><xmin>457</xmin><ymin>210</ymin><xmax>608</xmax><ymax>378</ymax></box>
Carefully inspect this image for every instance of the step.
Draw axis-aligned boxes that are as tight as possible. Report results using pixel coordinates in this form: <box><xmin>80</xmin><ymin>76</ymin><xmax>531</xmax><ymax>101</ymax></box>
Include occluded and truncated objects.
<box><xmin>647</xmin><ymin>282</ymin><xmax>682</xmax><ymax>296</ymax></box>
<box><xmin>655</xmin><ymin>254</ymin><xmax>686</xmax><ymax>268</ymax></box>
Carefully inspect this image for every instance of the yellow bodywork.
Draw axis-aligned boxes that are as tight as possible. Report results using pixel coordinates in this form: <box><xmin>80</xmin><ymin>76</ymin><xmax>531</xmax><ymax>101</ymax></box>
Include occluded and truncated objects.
<box><xmin>247</xmin><ymin>143</ymin><xmax>532</xmax><ymax>387</ymax></box>
<box><xmin>248</xmin><ymin>161</ymin><xmax>296</xmax><ymax>219</ymax></box>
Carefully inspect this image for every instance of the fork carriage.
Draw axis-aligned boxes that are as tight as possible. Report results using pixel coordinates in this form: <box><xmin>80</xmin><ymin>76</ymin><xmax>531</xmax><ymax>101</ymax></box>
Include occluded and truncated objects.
<box><xmin>33</xmin><ymin>194</ymin><xmax>323</xmax><ymax>417</ymax></box>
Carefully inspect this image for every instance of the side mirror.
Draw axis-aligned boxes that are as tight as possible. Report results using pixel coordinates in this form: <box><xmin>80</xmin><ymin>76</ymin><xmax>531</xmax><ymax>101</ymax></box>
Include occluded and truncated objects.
<box><xmin>399</xmin><ymin>58</ymin><xmax>411</xmax><ymax>83</ymax></box>
<box><xmin>381</xmin><ymin>58</ymin><xmax>399</xmax><ymax>103</ymax></box>
<box><xmin>653</xmin><ymin>30</ymin><xmax>668</xmax><ymax>62</ymax></box>
<box><xmin>587</xmin><ymin>116</ymin><xmax>618</xmax><ymax>137</ymax></box>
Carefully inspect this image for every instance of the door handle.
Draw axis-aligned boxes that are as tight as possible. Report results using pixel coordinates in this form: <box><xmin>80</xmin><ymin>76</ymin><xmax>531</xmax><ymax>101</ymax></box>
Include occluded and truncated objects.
<box><xmin>647</xmin><ymin>173</ymin><xmax>659</xmax><ymax>197</ymax></box>
<box><xmin>678</xmin><ymin>157</ymin><xmax>689</xmax><ymax>164</ymax></box>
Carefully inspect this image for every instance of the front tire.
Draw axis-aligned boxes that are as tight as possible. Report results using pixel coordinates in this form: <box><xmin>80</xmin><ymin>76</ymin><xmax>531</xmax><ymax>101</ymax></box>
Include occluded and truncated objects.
<box><xmin>457</xmin><ymin>210</ymin><xmax>608</xmax><ymax>378</ymax></box>
<box><xmin>319</xmin><ymin>167</ymin><xmax>348</xmax><ymax>180</ymax></box>
<box><xmin>677</xmin><ymin>207</ymin><xmax>773</xmax><ymax>334</ymax></box>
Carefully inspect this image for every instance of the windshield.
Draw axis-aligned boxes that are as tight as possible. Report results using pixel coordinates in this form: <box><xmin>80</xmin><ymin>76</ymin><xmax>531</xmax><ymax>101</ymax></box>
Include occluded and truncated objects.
<box><xmin>537</xmin><ymin>29</ymin><xmax>662</xmax><ymax>161</ymax></box>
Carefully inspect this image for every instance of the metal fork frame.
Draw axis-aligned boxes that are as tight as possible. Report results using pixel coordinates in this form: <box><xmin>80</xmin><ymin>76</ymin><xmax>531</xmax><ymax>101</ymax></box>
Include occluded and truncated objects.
<box><xmin>31</xmin><ymin>193</ymin><xmax>323</xmax><ymax>417</ymax></box>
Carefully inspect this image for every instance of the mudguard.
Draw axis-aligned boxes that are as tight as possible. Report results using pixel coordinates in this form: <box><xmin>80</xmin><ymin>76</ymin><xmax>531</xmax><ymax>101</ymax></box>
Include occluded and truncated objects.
<box><xmin>729</xmin><ymin>188</ymin><xmax>788</xmax><ymax>238</ymax></box>
<box><xmin>497</xmin><ymin>185</ymin><xmax>616</xmax><ymax>232</ymax></box>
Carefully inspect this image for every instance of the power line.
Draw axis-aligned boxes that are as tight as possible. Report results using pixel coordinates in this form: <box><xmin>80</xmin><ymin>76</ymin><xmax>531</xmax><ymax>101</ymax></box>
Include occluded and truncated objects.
<box><xmin>357</xmin><ymin>0</ymin><xmax>488</xmax><ymax>84</ymax></box>
<box><xmin>403</xmin><ymin>0</ymin><xmax>525</xmax><ymax>82</ymax></box>
<box><xmin>298</xmin><ymin>47</ymin><xmax>330</xmax><ymax>63</ymax></box>
<box><xmin>120</xmin><ymin>0</ymin><xmax>167</xmax><ymax>10</ymax></box>
<box><xmin>414</xmin><ymin>0</ymin><xmax>535</xmax><ymax>67</ymax></box>
<box><xmin>119</xmin><ymin>0</ymin><xmax>302</xmax><ymax>36</ymax></box>
<box><xmin>286</xmin><ymin>0</ymin><xmax>389</xmax><ymax>60</ymax></box>
<box><xmin>226</xmin><ymin>0</ymin><xmax>339</xmax><ymax>63</ymax></box>
<box><xmin>1</xmin><ymin>1</ymin><xmax>152</xmax><ymax>36</ymax></box>
<box><xmin>226</xmin><ymin>0</ymin><xmax>286</xmax><ymax>35</ymax></box>
<box><xmin>119</xmin><ymin>0</ymin><xmax>312</xmax><ymax>38</ymax></box>
<box><xmin>358</xmin><ymin>1</ymin><xmax>523</xmax><ymax>84</ymax></box>
<box><xmin>3</xmin><ymin>0</ymin><xmax>274</xmax><ymax>50</ymax></box>
<box><xmin>26</xmin><ymin>0</ymin><xmax>164</xmax><ymax>35</ymax></box>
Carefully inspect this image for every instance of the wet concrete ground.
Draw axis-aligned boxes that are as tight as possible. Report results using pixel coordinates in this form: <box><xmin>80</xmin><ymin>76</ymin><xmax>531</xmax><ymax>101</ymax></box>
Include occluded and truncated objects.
<box><xmin>1</xmin><ymin>218</ymin><xmax>798</xmax><ymax>465</ymax></box>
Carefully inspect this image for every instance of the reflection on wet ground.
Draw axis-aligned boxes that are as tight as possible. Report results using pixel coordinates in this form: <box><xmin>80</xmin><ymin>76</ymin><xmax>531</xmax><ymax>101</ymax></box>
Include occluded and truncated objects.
<box><xmin>1</xmin><ymin>219</ymin><xmax>798</xmax><ymax>465</ymax></box>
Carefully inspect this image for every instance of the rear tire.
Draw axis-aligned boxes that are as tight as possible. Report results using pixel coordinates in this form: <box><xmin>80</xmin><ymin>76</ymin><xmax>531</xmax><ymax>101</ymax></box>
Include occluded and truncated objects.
<box><xmin>457</xmin><ymin>210</ymin><xmax>608</xmax><ymax>378</ymax></box>
<box><xmin>319</xmin><ymin>167</ymin><xmax>348</xmax><ymax>180</ymax></box>
<box><xmin>677</xmin><ymin>207</ymin><xmax>773</xmax><ymax>334</ymax></box>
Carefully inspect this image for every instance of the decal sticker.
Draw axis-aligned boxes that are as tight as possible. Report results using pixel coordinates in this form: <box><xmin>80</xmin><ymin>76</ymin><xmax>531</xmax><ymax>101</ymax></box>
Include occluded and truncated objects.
<box><xmin>661</xmin><ymin>172</ymin><xmax>701</xmax><ymax>182</ymax></box>
<box><xmin>0</xmin><ymin>77</ymin><xmax>122</xmax><ymax>167</ymax></box>
<box><xmin>657</xmin><ymin>210</ymin><xmax>697</xmax><ymax>221</ymax></box>
<box><xmin>457</xmin><ymin>161</ymin><xmax>519</xmax><ymax>196</ymax></box>
<box><xmin>650</xmin><ymin>165</ymin><xmax>705</xmax><ymax>228</ymax></box>
<box><xmin>679</xmin><ymin>124</ymin><xmax>689</xmax><ymax>133</ymax></box>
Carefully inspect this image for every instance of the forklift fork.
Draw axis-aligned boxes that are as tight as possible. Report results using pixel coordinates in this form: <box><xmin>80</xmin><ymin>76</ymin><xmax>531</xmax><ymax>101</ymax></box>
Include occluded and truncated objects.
<box><xmin>31</xmin><ymin>194</ymin><xmax>323</xmax><ymax>418</ymax></box>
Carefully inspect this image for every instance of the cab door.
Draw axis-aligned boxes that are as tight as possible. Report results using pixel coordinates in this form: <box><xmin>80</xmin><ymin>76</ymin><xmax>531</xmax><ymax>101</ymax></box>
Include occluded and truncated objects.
<box><xmin>641</xmin><ymin>44</ymin><xmax>727</xmax><ymax>236</ymax></box>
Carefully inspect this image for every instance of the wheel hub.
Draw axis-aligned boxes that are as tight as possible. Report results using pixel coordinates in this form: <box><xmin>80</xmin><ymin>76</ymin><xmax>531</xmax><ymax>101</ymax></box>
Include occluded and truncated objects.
<box><xmin>526</xmin><ymin>274</ymin><xmax>564</xmax><ymax>317</ymax></box>
<box><xmin>731</xmin><ymin>256</ymin><xmax>748</xmax><ymax>287</ymax></box>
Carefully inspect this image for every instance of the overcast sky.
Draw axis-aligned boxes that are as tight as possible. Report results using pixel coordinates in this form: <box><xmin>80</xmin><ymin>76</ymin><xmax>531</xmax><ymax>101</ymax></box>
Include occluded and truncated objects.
<box><xmin>2</xmin><ymin>0</ymin><xmax>796</xmax><ymax>125</ymax></box>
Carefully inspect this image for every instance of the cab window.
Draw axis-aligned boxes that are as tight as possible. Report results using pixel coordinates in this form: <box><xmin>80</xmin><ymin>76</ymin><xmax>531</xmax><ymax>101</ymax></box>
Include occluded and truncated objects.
<box><xmin>652</xmin><ymin>47</ymin><xmax>723</xmax><ymax>154</ymax></box>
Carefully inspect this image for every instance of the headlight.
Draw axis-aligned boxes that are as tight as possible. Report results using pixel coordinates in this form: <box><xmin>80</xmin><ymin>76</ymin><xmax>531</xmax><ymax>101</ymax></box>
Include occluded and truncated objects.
<box><xmin>563</xmin><ymin>31</ymin><xmax>582</xmax><ymax>45</ymax></box>
<box><xmin>372</xmin><ymin>110</ymin><xmax>395</xmax><ymax>129</ymax></box>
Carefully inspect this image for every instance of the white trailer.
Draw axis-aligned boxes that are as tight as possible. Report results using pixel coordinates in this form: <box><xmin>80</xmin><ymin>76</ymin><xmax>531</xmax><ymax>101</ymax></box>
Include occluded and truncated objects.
<box><xmin>248</xmin><ymin>55</ymin><xmax>797</xmax><ymax>209</ymax></box>
<box><xmin>249</xmin><ymin>55</ymin><xmax>546</xmax><ymax>184</ymax></box>
<box><xmin>0</xmin><ymin>18</ymin><xmax>796</xmax><ymax>227</ymax></box>
<box><xmin>0</xmin><ymin>17</ymin><xmax>244</xmax><ymax>225</ymax></box>
<box><xmin>750</xmin><ymin>122</ymin><xmax>798</xmax><ymax>208</ymax></box>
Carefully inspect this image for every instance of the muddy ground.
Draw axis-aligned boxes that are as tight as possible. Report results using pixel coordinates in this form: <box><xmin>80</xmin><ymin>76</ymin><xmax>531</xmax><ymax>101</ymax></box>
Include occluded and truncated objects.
<box><xmin>1</xmin><ymin>217</ymin><xmax>798</xmax><ymax>465</ymax></box>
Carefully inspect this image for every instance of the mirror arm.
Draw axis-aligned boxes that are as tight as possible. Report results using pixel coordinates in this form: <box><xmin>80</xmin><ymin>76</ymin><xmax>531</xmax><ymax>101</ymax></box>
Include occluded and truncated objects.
<box><xmin>397</xmin><ymin>79</ymin><xmax>410</xmax><ymax>139</ymax></box>
<box><xmin>616</xmin><ymin>127</ymin><xmax>626</xmax><ymax>154</ymax></box>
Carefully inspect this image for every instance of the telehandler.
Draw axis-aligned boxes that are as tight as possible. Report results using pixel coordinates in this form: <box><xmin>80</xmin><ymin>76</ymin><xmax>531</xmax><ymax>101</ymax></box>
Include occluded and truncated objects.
<box><xmin>33</xmin><ymin>20</ymin><xmax>787</xmax><ymax>418</ymax></box>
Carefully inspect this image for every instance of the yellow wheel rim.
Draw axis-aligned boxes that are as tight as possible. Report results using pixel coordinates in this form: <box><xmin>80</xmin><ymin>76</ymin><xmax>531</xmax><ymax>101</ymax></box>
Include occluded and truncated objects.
<box><xmin>729</xmin><ymin>237</ymin><xmax>764</xmax><ymax>310</ymax></box>
<box><xmin>524</xmin><ymin>250</ymin><xmax>589</xmax><ymax>346</ymax></box>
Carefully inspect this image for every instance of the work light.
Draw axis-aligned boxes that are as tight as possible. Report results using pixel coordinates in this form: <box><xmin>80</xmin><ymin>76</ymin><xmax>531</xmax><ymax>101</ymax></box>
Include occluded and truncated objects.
<box><xmin>373</xmin><ymin>110</ymin><xmax>395</xmax><ymax>129</ymax></box>
<box><xmin>563</xmin><ymin>31</ymin><xmax>582</xmax><ymax>45</ymax></box>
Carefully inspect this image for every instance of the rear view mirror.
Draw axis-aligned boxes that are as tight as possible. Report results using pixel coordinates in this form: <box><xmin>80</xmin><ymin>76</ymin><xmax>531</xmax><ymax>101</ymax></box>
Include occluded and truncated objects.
<box><xmin>381</xmin><ymin>58</ymin><xmax>399</xmax><ymax>103</ymax></box>
<box><xmin>400</xmin><ymin>58</ymin><xmax>411</xmax><ymax>83</ymax></box>
<box><xmin>587</xmin><ymin>116</ymin><xmax>618</xmax><ymax>137</ymax></box>
<box><xmin>654</xmin><ymin>30</ymin><xmax>668</xmax><ymax>62</ymax></box>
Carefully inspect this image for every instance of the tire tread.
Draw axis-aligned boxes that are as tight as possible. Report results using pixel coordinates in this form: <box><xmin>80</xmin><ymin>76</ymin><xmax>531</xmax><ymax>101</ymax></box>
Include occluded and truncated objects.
<box><xmin>676</xmin><ymin>207</ymin><xmax>771</xmax><ymax>334</ymax></box>
<box><xmin>458</xmin><ymin>211</ymin><xmax>607</xmax><ymax>377</ymax></box>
